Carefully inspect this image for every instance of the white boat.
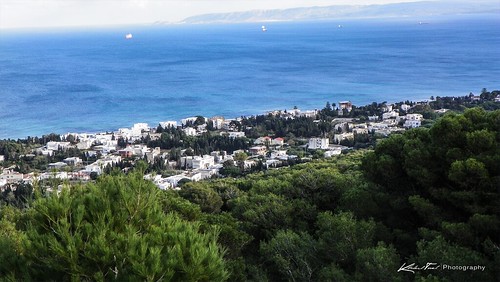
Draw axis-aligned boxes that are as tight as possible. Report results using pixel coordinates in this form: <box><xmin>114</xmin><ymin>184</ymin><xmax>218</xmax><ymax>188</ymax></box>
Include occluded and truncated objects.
<box><xmin>261</xmin><ymin>25</ymin><xmax>267</xmax><ymax>32</ymax></box>
<box><xmin>125</xmin><ymin>33</ymin><xmax>133</xmax><ymax>39</ymax></box>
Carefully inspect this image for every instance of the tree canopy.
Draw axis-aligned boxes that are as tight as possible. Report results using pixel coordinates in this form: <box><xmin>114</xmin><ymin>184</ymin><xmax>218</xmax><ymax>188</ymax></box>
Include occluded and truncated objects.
<box><xmin>0</xmin><ymin>172</ymin><xmax>228</xmax><ymax>281</ymax></box>
<box><xmin>1</xmin><ymin>108</ymin><xmax>498</xmax><ymax>281</ymax></box>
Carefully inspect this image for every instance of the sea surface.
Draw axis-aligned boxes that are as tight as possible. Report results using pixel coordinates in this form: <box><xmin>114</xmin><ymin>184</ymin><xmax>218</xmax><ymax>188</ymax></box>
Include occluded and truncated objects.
<box><xmin>1</xmin><ymin>15</ymin><xmax>499</xmax><ymax>139</ymax></box>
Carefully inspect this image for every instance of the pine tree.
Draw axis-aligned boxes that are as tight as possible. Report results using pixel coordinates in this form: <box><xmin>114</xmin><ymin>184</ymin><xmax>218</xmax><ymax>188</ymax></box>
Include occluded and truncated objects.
<box><xmin>2</xmin><ymin>172</ymin><xmax>228</xmax><ymax>281</ymax></box>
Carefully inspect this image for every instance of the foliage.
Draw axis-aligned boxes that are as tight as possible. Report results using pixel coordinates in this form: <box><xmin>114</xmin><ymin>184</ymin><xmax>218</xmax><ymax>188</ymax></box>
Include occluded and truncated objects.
<box><xmin>1</xmin><ymin>108</ymin><xmax>498</xmax><ymax>281</ymax></box>
<box><xmin>361</xmin><ymin>108</ymin><xmax>500</xmax><ymax>279</ymax></box>
<box><xmin>179</xmin><ymin>182</ymin><xmax>224</xmax><ymax>213</ymax></box>
<box><xmin>147</xmin><ymin>128</ymin><xmax>250</xmax><ymax>155</ymax></box>
<box><xmin>260</xmin><ymin>230</ymin><xmax>318</xmax><ymax>282</ymax></box>
<box><xmin>0</xmin><ymin>182</ymin><xmax>33</xmax><ymax>209</ymax></box>
<box><xmin>0</xmin><ymin>172</ymin><xmax>228</xmax><ymax>281</ymax></box>
<box><xmin>171</xmin><ymin>108</ymin><xmax>499</xmax><ymax>281</ymax></box>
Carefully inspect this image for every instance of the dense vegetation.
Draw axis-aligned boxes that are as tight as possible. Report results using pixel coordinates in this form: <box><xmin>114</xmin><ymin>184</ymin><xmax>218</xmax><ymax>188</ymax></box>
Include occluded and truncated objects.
<box><xmin>2</xmin><ymin>90</ymin><xmax>499</xmax><ymax>174</ymax></box>
<box><xmin>146</xmin><ymin>128</ymin><xmax>251</xmax><ymax>156</ymax></box>
<box><xmin>0</xmin><ymin>171</ymin><xmax>228</xmax><ymax>281</ymax></box>
<box><xmin>0</xmin><ymin>108</ymin><xmax>499</xmax><ymax>281</ymax></box>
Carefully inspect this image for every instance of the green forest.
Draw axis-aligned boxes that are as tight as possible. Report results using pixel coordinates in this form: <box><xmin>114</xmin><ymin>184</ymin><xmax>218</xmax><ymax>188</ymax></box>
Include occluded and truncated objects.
<box><xmin>1</xmin><ymin>107</ymin><xmax>499</xmax><ymax>281</ymax></box>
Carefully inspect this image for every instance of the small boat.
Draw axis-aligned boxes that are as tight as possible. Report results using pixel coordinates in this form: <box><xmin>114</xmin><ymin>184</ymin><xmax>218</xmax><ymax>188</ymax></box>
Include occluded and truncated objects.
<box><xmin>338</xmin><ymin>24</ymin><xmax>343</xmax><ymax>28</ymax></box>
<box><xmin>125</xmin><ymin>33</ymin><xmax>133</xmax><ymax>39</ymax></box>
<box><xmin>261</xmin><ymin>25</ymin><xmax>267</xmax><ymax>32</ymax></box>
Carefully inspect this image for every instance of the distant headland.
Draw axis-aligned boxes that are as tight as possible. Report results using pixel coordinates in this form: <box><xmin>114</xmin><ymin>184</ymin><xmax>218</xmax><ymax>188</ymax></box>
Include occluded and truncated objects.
<box><xmin>161</xmin><ymin>1</ymin><xmax>500</xmax><ymax>25</ymax></box>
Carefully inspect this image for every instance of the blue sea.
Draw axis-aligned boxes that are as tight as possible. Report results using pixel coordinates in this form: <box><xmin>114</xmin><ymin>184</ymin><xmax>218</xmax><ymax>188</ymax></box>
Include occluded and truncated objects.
<box><xmin>1</xmin><ymin>15</ymin><xmax>499</xmax><ymax>139</ymax></box>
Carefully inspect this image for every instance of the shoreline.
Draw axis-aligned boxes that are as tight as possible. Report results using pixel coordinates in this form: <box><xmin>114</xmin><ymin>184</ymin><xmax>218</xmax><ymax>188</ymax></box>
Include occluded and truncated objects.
<box><xmin>3</xmin><ymin>90</ymin><xmax>498</xmax><ymax>141</ymax></box>
<box><xmin>1</xmin><ymin>97</ymin><xmax>425</xmax><ymax>141</ymax></box>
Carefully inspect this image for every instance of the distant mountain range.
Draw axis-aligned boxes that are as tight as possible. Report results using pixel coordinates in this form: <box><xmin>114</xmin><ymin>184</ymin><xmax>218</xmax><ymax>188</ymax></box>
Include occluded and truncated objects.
<box><xmin>172</xmin><ymin>1</ymin><xmax>500</xmax><ymax>24</ymax></box>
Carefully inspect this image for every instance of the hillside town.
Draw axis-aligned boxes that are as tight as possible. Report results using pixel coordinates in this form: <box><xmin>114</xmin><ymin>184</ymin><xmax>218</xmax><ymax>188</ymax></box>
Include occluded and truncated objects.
<box><xmin>2</xmin><ymin>92</ymin><xmax>499</xmax><ymax>192</ymax></box>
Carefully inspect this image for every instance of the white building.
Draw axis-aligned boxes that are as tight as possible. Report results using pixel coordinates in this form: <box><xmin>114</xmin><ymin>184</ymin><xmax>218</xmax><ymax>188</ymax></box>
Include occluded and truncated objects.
<box><xmin>102</xmin><ymin>155</ymin><xmax>122</xmax><ymax>166</ymax></box>
<box><xmin>196</xmin><ymin>167</ymin><xmax>220</xmax><ymax>180</ymax></box>
<box><xmin>382</xmin><ymin>111</ymin><xmax>399</xmax><ymax>120</ymax></box>
<box><xmin>144</xmin><ymin>174</ymin><xmax>174</xmax><ymax>190</ymax></box>
<box><xmin>272</xmin><ymin>138</ymin><xmax>285</xmax><ymax>146</ymax></box>
<box><xmin>38</xmin><ymin>171</ymin><xmax>70</xmax><ymax>181</ymax></box>
<box><xmin>382</xmin><ymin>119</ymin><xmax>398</xmax><ymax>126</ymax></box>
<box><xmin>84</xmin><ymin>164</ymin><xmax>102</xmax><ymax>175</ymax></box>
<box><xmin>63</xmin><ymin>157</ymin><xmax>83</xmax><ymax>166</ymax></box>
<box><xmin>156</xmin><ymin>179</ymin><xmax>174</xmax><ymax>190</ymax></box>
<box><xmin>228</xmin><ymin>132</ymin><xmax>246</xmax><ymax>138</ymax></box>
<box><xmin>165</xmin><ymin>174</ymin><xmax>189</xmax><ymax>188</ymax></box>
<box><xmin>209</xmin><ymin>116</ymin><xmax>225</xmax><ymax>129</ymax></box>
<box><xmin>400</xmin><ymin>104</ymin><xmax>411</xmax><ymax>111</ymax></box>
<box><xmin>101</xmin><ymin>139</ymin><xmax>118</xmax><ymax>148</ymax></box>
<box><xmin>254</xmin><ymin>136</ymin><xmax>272</xmax><ymax>145</ymax></box>
<box><xmin>270</xmin><ymin>150</ymin><xmax>288</xmax><ymax>159</ymax></box>
<box><xmin>435</xmin><ymin>109</ymin><xmax>449</xmax><ymax>114</ymax></box>
<box><xmin>132</xmin><ymin>123</ymin><xmax>149</xmax><ymax>132</ymax></box>
<box><xmin>76</xmin><ymin>140</ymin><xmax>93</xmax><ymax>150</ymax></box>
<box><xmin>83</xmin><ymin>155</ymin><xmax>122</xmax><ymax>175</ymax></box>
<box><xmin>381</xmin><ymin>104</ymin><xmax>393</xmax><ymax>112</ymax></box>
<box><xmin>192</xmin><ymin>155</ymin><xmax>215</xmax><ymax>169</ymax></box>
<box><xmin>248</xmin><ymin>146</ymin><xmax>267</xmax><ymax>156</ymax></box>
<box><xmin>243</xmin><ymin>160</ymin><xmax>258</xmax><ymax>169</ymax></box>
<box><xmin>287</xmin><ymin>108</ymin><xmax>301</xmax><ymax>116</ymax></box>
<box><xmin>101</xmin><ymin>145</ymin><xmax>117</xmax><ymax>155</ymax></box>
<box><xmin>95</xmin><ymin>133</ymin><xmax>114</xmax><ymax>144</ymax></box>
<box><xmin>181</xmin><ymin>117</ymin><xmax>199</xmax><ymax>125</ymax></box>
<box><xmin>299</xmin><ymin>110</ymin><xmax>318</xmax><ymax>118</ymax></box>
<box><xmin>46</xmin><ymin>141</ymin><xmax>71</xmax><ymax>151</ymax></box>
<box><xmin>265</xmin><ymin>159</ymin><xmax>282</xmax><ymax>168</ymax></box>
<box><xmin>308</xmin><ymin>138</ymin><xmax>329</xmax><ymax>150</ymax></box>
<box><xmin>165</xmin><ymin>172</ymin><xmax>202</xmax><ymax>186</ymax></box>
<box><xmin>0</xmin><ymin>169</ymin><xmax>24</xmax><ymax>184</ymax></box>
<box><xmin>183</xmin><ymin>127</ymin><xmax>197</xmax><ymax>136</ymax></box>
<box><xmin>333</xmin><ymin>133</ymin><xmax>354</xmax><ymax>144</ymax></box>
<box><xmin>145</xmin><ymin>147</ymin><xmax>161</xmax><ymax>163</ymax></box>
<box><xmin>211</xmin><ymin>151</ymin><xmax>229</xmax><ymax>164</ymax></box>
<box><xmin>159</xmin><ymin>121</ymin><xmax>178</xmax><ymax>129</ymax></box>
<box><xmin>324</xmin><ymin>148</ymin><xmax>343</xmax><ymax>157</ymax></box>
<box><xmin>196</xmin><ymin>124</ymin><xmax>207</xmax><ymax>132</ymax></box>
<box><xmin>339</xmin><ymin>101</ymin><xmax>353</xmax><ymax>112</ymax></box>
<box><xmin>68</xmin><ymin>171</ymin><xmax>90</xmax><ymax>181</ymax></box>
<box><xmin>405</xmin><ymin>113</ymin><xmax>423</xmax><ymax>121</ymax></box>
<box><xmin>368</xmin><ymin>123</ymin><xmax>389</xmax><ymax>131</ymax></box>
<box><xmin>117</xmin><ymin>123</ymin><xmax>149</xmax><ymax>141</ymax></box>
<box><xmin>404</xmin><ymin>120</ymin><xmax>422</xmax><ymax>128</ymax></box>
<box><xmin>131</xmin><ymin>144</ymin><xmax>149</xmax><ymax>157</ymax></box>
<box><xmin>180</xmin><ymin>155</ymin><xmax>215</xmax><ymax>169</ymax></box>
<box><xmin>48</xmin><ymin>162</ymin><xmax>68</xmax><ymax>170</ymax></box>
<box><xmin>353</xmin><ymin>127</ymin><xmax>369</xmax><ymax>135</ymax></box>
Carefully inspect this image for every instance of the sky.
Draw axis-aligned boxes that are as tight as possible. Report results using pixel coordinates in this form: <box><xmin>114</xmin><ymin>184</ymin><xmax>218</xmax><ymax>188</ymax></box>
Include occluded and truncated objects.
<box><xmin>0</xmin><ymin>0</ymin><xmax>496</xmax><ymax>29</ymax></box>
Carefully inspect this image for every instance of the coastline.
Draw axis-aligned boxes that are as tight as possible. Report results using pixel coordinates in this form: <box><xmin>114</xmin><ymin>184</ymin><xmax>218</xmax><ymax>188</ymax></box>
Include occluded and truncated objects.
<box><xmin>2</xmin><ymin>97</ymin><xmax>419</xmax><ymax>140</ymax></box>
<box><xmin>2</xmin><ymin>88</ymin><xmax>446</xmax><ymax>140</ymax></box>
<box><xmin>2</xmin><ymin>90</ymin><xmax>498</xmax><ymax>141</ymax></box>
